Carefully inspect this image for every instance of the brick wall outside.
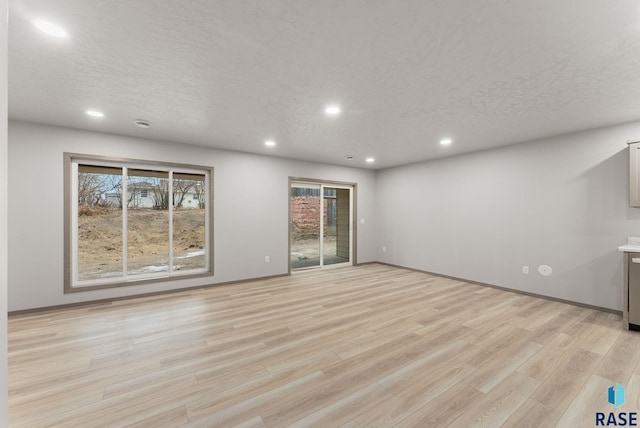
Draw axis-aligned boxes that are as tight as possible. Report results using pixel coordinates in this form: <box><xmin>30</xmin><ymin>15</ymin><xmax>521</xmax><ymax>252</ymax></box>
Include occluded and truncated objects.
<box><xmin>291</xmin><ymin>197</ymin><xmax>328</xmax><ymax>239</ymax></box>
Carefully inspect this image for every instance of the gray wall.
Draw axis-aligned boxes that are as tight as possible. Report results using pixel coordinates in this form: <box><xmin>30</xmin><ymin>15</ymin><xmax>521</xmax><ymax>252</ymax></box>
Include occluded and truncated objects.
<box><xmin>9</xmin><ymin>118</ymin><xmax>640</xmax><ymax>314</ymax></box>
<box><xmin>1</xmin><ymin>0</ymin><xmax>8</xmax><ymax>423</ymax></box>
<box><xmin>7</xmin><ymin>120</ymin><xmax>377</xmax><ymax>311</ymax></box>
<box><xmin>377</xmin><ymin>121</ymin><xmax>640</xmax><ymax>311</ymax></box>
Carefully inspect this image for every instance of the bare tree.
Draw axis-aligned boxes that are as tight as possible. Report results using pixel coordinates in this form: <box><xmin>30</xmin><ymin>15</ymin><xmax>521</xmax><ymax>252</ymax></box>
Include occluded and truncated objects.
<box><xmin>78</xmin><ymin>173</ymin><xmax>101</xmax><ymax>206</ymax></box>
<box><xmin>78</xmin><ymin>172</ymin><xmax>122</xmax><ymax>207</ymax></box>
<box><xmin>149</xmin><ymin>178</ymin><xmax>200</xmax><ymax>209</ymax></box>
<box><xmin>151</xmin><ymin>179</ymin><xmax>170</xmax><ymax>210</ymax></box>
<box><xmin>193</xmin><ymin>181</ymin><xmax>206</xmax><ymax>209</ymax></box>
<box><xmin>173</xmin><ymin>179</ymin><xmax>195</xmax><ymax>209</ymax></box>
<box><xmin>125</xmin><ymin>181</ymin><xmax>147</xmax><ymax>209</ymax></box>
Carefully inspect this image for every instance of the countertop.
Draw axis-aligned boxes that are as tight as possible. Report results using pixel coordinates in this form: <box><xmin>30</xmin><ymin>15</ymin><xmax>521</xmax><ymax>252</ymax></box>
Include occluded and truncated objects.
<box><xmin>619</xmin><ymin>244</ymin><xmax>640</xmax><ymax>252</ymax></box>
<box><xmin>619</xmin><ymin>237</ymin><xmax>640</xmax><ymax>252</ymax></box>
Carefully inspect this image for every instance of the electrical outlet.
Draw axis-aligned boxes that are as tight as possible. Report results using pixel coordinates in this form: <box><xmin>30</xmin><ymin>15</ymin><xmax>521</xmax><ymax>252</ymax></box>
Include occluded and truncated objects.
<box><xmin>522</xmin><ymin>266</ymin><xmax>529</xmax><ymax>275</ymax></box>
<box><xmin>265</xmin><ymin>256</ymin><xmax>270</xmax><ymax>263</ymax></box>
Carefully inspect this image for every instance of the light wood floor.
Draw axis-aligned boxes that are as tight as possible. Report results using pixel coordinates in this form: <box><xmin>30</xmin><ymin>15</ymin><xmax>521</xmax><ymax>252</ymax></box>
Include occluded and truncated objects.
<box><xmin>8</xmin><ymin>264</ymin><xmax>640</xmax><ymax>427</ymax></box>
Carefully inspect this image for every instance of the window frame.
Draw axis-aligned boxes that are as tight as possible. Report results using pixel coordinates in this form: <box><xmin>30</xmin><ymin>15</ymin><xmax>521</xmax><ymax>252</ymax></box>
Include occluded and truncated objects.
<box><xmin>64</xmin><ymin>153</ymin><xmax>214</xmax><ymax>293</ymax></box>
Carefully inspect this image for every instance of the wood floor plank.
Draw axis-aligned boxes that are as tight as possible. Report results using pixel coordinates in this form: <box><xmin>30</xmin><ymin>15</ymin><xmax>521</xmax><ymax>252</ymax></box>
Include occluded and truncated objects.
<box><xmin>353</xmin><ymin>362</ymin><xmax>476</xmax><ymax>427</ymax></box>
<box><xmin>462</xmin><ymin>325</ymin><xmax>533</xmax><ymax>368</ymax></box>
<box><xmin>517</xmin><ymin>332</ymin><xmax>575</xmax><ymax>382</ymax></box>
<box><xmin>448</xmin><ymin>371</ymin><xmax>540</xmax><ymax>427</ymax></box>
<box><xmin>286</xmin><ymin>381</ymin><xmax>387</xmax><ymax>428</ymax></box>
<box><xmin>393</xmin><ymin>380</ymin><xmax>484</xmax><ymax>427</ymax></box>
<box><xmin>624</xmin><ymin>373</ymin><xmax>640</xmax><ymax>413</ymax></box>
<box><xmin>574</xmin><ymin>324</ymin><xmax>621</xmax><ymax>356</ymax></box>
<box><xmin>594</xmin><ymin>329</ymin><xmax>640</xmax><ymax>385</ymax></box>
<box><xmin>231</xmin><ymin>416</ymin><xmax>267</xmax><ymax>428</ymax></box>
<box><xmin>555</xmin><ymin>374</ymin><xmax>613</xmax><ymax>428</ymax></box>
<box><xmin>466</xmin><ymin>341</ymin><xmax>542</xmax><ymax>394</ymax></box>
<box><xmin>527</xmin><ymin>313</ymin><xmax>579</xmax><ymax>345</ymax></box>
<box><xmin>123</xmin><ymin>404</ymin><xmax>189</xmax><ymax>428</ymax></box>
<box><xmin>501</xmin><ymin>398</ymin><xmax>563</xmax><ymax>428</ymax></box>
<box><xmin>7</xmin><ymin>263</ymin><xmax>633</xmax><ymax>427</ymax></box>
<box><xmin>185</xmin><ymin>371</ymin><xmax>327</xmax><ymax>427</ymax></box>
<box><xmin>530</xmin><ymin>347</ymin><xmax>602</xmax><ymax>413</ymax></box>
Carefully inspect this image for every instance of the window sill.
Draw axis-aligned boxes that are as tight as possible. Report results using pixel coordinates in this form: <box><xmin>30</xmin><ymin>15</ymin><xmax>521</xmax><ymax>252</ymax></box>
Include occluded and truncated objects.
<box><xmin>64</xmin><ymin>270</ymin><xmax>214</xmax><ymax>293</ymax></box>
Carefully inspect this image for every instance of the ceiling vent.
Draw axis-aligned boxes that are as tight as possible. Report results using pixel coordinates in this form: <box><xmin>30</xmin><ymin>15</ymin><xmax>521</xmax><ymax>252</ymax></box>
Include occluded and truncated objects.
<box><xmin>134</xmin><ymin>119</ymin><xmax>151</xmax><ymax>128</ymax></box>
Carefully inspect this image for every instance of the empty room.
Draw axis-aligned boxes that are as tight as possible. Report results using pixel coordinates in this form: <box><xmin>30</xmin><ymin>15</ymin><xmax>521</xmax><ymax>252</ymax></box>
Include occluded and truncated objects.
<box><xmin>3</xmin><ymin>0</ymin><xmax>640</xmax><ymax>427</ymax></box>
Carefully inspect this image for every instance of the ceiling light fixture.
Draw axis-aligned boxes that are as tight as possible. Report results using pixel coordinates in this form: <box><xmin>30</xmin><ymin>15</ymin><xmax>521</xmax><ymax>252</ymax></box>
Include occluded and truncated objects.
<box><xmin>325</xmin><ymin>105</ymin><xmax>341</xmax><ymax>116</ymax></box>
<box><xmin>86</xmin><ymin>110</ymin><xmax>104</xmax><ymax>118</ymax></box>
<box><xmin>32</xmin><ymin>19</ymin><xmax>68</xmax><ymax>38</ymax></box>
<box><xmin>134</xmin><ymin>119</ymin><xmax>151</xmax><ymax>128</ymax></box>
<box><xmin>440</xmin><ymin>138</ymin><xmax>452</xmax><ymax>146</ymax></box>
<box><xmin>264</xmin><ymin>139</ymin><xmax>276</xmax><ymax>147</ymax></box>
<box><xmin>366</xmin><ymin>157</ymin><xmax>375</xmax><ymax>163</ymax></box>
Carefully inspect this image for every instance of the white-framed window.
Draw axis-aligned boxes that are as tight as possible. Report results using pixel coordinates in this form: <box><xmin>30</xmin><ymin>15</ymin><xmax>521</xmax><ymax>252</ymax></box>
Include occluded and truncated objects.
<box><xmin>64</xmin><ymin>153</ymin><xmax>213</xmax><ymax>292</ymax></box>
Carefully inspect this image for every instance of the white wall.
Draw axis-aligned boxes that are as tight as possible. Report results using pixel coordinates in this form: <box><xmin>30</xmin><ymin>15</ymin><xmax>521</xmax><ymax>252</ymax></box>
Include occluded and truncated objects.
<box><xmin>7</xmin><ymin>120</ymin><xmax>377</xmax><ymax>311</ymax></box>
<box><xmin>377</xmin><ymin>121</ymin><xmax>640</xmax><ymax>311</ymax></box>
<box><xmin>1</xmin><ymin>0</ymin><xmax>7</xmax><ymax>424</ymax></box>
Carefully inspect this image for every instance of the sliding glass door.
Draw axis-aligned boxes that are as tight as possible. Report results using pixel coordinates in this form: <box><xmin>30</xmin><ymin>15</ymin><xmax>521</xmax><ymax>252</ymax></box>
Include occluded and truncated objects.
<box><xmin>290</xmin><ymin>182</ymin><xmax>322</xmax><ymax>269</ymax></box>
<box><xmin>290</xmin><ymin>180</ymin><xmax>353</xmax><ymax>270</ymax></box>
<box><xmin>323</xmin><ymin>187</ymin><xmax>351</xmax><ymax>266</ymax></box>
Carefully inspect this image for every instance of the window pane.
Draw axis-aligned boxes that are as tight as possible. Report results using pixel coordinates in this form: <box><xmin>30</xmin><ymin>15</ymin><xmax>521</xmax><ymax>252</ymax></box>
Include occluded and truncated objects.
<box><xmin>173</xmin><ymin>174</ymin><xmax>206</xmax><ymax>271</ymax></box>
<box><xmin>69</xmin><ymin>157</ymin><xmax>212</xmax><ymax>290</ymax></box>
<box><xmin>290</xmin><ymin>184</ymin><xmax>321</xmax><ymax>269</ymax></box>
<box><xmin>77</xmin><ymin>165</ymin><xmax>123</xmax><ymax>281</ymax></box>
<box><xmin>127</xmin><ymin>169</ymin><xmax>169</xmax><ymax>275</ymax></box>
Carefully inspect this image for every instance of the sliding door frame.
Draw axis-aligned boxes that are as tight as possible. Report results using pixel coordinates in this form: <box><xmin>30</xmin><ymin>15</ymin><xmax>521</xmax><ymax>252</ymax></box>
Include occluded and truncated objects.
<box><xmin>288</xmin><ymin>177</ymin><xmax>358</xmax><ymax>274</ymax></box>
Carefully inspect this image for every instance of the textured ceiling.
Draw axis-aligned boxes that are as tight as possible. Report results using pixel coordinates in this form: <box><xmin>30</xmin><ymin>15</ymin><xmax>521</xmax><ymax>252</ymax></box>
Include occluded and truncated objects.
<box><xmin>8</xmin><ymin>0</ymin><xmax>640</xmax><ymax>169</ymax></box>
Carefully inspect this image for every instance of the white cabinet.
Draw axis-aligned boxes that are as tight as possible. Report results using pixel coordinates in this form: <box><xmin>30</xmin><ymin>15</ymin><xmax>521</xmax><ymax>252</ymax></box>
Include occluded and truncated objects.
<box><xmin>629</xmin><ymin>141</ymin><xmax>640</xmax><ymax>207</ymax></box>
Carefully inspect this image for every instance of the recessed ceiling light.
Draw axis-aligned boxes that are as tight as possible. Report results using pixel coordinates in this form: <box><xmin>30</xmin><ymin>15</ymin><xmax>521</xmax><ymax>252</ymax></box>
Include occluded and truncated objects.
<box><xmin>440</xmin><ymin>138</ymin><xmax>452</xmax><ymax>146</ymax></box>
<box><xmin>32</xmin><ymin>19</ymin><xmax>68</xmax><ymax>38</ymax></box>
<box><xmin>264</xmin><ymin>139</ymin><xmax>276</xmax><ymax>147</ymax></box>
<box><xmin>366</xmin><ymin>157</ymin><xmax>375</xmax><ymax>163</ymax></box>
<box><xmin>325</xmin><ymin>105</ymin><xmax>341</xmax><ymax>116</ymax></box>
<box><xmin>134</xmin><ymin>119</ymin><xmax>151</xmax><ymax>128</ymax></box>
<box><xmin>86</xmin><ymin>110</ymin><xmax>104</xmax><ymax>118</ymax></box>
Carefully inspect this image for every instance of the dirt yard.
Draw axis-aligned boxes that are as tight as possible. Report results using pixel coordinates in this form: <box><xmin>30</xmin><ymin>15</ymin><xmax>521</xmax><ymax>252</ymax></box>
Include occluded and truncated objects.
<box><xmin>290</xmin><ymin>236</ymin><xmax>337</xmax><ymax>261</ymax></box>
<box><xmin>78</xmin><ymin>207</ymin><xmax>206</xmax><ymax>280</ymax></box>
